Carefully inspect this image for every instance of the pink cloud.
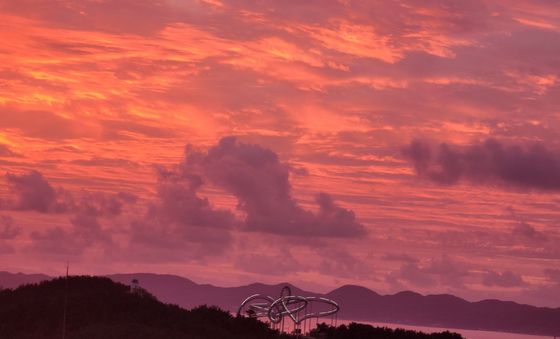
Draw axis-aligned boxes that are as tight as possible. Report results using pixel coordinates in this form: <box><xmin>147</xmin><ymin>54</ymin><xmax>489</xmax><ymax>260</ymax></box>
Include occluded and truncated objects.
<box><xmin>28</xmin><ymin>213</ymin><xmax>113</xmax><ymax>257</ymax></box>
<box><xmin>483</xmin><ymin>270</ymin><xmax>525</xmax><ymax>287</ymax></box>
<box><xmin>2</xmin><ymin>170</ymin><xmax>137</xmax><ymax>217</ymax></box>
<box><xmin>150</xmin><ymin>168</ymin><xmax>235</xmax><ymax>230</ymax></box>
<box><xmin>0</xmin><ymin>110</ymin><xmax>89</xmax><ymax>140</ymax></box>
<box><xmin>0</xmin><ymin>215</ymin><xmax>20</xmax><ymax>240</ymax></box>
<box><xmin>544</xmin><ymin>269</ymin><xmax>560</xmax><ymax>285</ymax></box>
<box><xmin>3</xmin><ymin>171</ymin><xmax>67</xmax><ymax>213</ymax></box>
<box><xmin>234</xmin><ymin>251</ymin><xmax>302</xmax><ymax>276</ymax></box>
<box><xmin>0</xmin><ymin>0</ymin><xmax>559</xmax><ymax>307</ymax></box>
<box><xmin>512</xmin><ymin>221</ymin><xmax>548</xmax><ymax>242</ymax></box>
<box><xmin>0</xmin><ymin>144</ymin><xmax>19</xmax><ymax>157</ymax></box>
<box><xmin>183</xmin><ymin>136</ymin><xmax>366</xmax><ymax>237</ymax></box>
<box><xmin>127</xmin><ymin>165</ymin><xmax>236</xmax><ymax>261</ymax></box>
<box><xmin>403</xmin><ymin>139</ymin><xmax>560</xmax><ymax>190</ymax></box>
<box><xmin>389</xmin><ymin>255</ymin><xmax>470</xmax><ymax>288</ymax></box>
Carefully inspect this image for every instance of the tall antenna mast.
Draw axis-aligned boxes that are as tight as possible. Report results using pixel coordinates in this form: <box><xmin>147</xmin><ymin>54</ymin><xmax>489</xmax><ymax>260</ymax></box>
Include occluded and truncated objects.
<box><xmin>62</xmin><ymin>262</ymin><xmax>69</xmax><ymax>339</ymax></box>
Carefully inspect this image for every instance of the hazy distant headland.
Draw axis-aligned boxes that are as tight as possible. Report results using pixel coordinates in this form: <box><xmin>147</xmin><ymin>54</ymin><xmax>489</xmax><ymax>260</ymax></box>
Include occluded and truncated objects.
<box><xmin>1</xmin><ymin>271</ymin><xmax>559</xmax><ymax>337</ymax></box>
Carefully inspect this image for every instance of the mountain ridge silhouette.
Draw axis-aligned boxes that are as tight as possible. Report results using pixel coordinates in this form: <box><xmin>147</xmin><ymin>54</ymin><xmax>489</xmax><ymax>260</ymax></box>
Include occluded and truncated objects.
<box><xmin>1</xmin><ymin>271</ymin><xmax>558</xmax><ymax>336</ymax></box>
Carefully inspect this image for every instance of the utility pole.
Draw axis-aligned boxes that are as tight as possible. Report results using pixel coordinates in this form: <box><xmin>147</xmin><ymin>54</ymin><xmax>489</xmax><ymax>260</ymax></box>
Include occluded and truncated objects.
<box><xmin>62</xmin><ymin>262</ymin><xmax>69</xmax><ymax>339</ymax></box>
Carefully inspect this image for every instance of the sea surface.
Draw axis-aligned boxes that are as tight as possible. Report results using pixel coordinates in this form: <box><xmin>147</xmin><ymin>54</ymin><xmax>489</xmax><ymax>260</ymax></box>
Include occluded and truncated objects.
<box><xmin>258</xmin><ymin>316</ymin><xmax>553</xmax><ymax>339</ymax></box>
<box><xmin>345</xmin><ymin>320</ymin><xmax>553</xmax><ymax>339</ymax></box>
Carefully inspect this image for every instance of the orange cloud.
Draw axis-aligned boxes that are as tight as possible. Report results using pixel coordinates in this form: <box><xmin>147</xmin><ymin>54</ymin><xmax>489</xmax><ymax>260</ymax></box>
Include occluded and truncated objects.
<box><xmin>1</xmin><ymin>0</ymin><xmax>560</xmax><ymax>306</ymax></box>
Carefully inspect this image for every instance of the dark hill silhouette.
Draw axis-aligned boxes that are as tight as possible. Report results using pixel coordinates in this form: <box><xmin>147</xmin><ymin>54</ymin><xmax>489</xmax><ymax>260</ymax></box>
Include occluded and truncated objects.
<box><xmin>0</xmin><ymin>276</ymin><xmax>462</xmax><ymax>339</ymax></box>
<box><xmin>2</xmin><ymin>271</ymin><xmax>559</xmax><ymax>336</ymax></box>
<box><xmin>0</xmin><ymin>276</ymin><xmax>294</xmax><ymax>339</ymax></box>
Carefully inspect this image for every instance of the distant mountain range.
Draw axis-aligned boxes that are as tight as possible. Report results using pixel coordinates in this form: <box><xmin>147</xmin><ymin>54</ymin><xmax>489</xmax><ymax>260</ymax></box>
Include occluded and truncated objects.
<box><xmin>0</xmin><ymin>271</ymin><xmax>50</xmax><ymax>289</ymax></box>
<box><xmin>2</xmin><ymin>271</ymin><xmax>559</xmax><ymax>336</ymax></box>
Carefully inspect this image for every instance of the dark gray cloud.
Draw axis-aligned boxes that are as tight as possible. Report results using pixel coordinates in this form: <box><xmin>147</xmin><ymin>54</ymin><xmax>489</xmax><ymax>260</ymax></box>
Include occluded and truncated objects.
<box><xmin>0</xmin><ymin>215</ymin><xmax>20</xmax><ymax>240</ymax></box>
<box><xmin>381</xmin><ymin>253</ymin><xmax>419</xmax><ymax>264</ymax></box>
<box><xmin>128</xmin><ymin>166</ymin><xmax>236</xmax><ymax>260</ymax></box>
<box><xmin>4</xmin><ymin>170</ymin><xmax>67</xmax><ymax>213</ymax></box>
<box><xmin>388</xmin><ymin>255</ymin><xmax>470</xmax><ymax>288</ymax></box>
<box><xmin>29</xmin><ymin>212</ymin><xmax>113</xmax><ymax>256</ymax></box>
<box><xmin>2</xmin><ymin>171</ymin><xmax>136</xmax><ymax>257</ymax></box>
<box><xmin>483</xmin><ymin>270</ymin><xmax>525</xmax><ymax>288</ymax></box>
<box><xmin>318</xmin><ymin>249</ymin><xmax>371</xmax><ymax>279</ymax></box>
<box><xmin>182</xmin><ymin>136</ymin><xmax>366</xmax><ymax>238</ymax></box>
<box><xmin>2</xmin><ymin>170</ymin><xmax>136</xmax><ymax>217</ymax></box>
<box><xmin>150</xmin><ymin>169</ymin><xmax>235</xmax><ymax>230</ymax></box>
<box><xmin>129</xmin><ymin>217</ymin><xmax>234</xmax><ymax>261</ymax></box>
<box><xmin>0</xmin><ymin>214</ymin><xmax>18</xmax><ymax>255</ymax></box>
<box><xmin>69</xmin><ymin>213</ymin><xmax>112</xmax><ymax>244</ymax></box>
<box><xmin>76</xmin><ymin>191</ymin><xmax>137</xmax><ymax>218</ymax></box>
<box><xmin>512</xmin><ymin>221</ymin><xmax>548</xmax><ymax>243</ymax></box>
<box><xmin>544</xmin><ymin>269</ymin><xmax>560</xmax><ymax>285</ymax></box>
<box><xmin>403</xmin><ymin>139</ymin><xmax>560</xmax><ymax>190</ymax></box>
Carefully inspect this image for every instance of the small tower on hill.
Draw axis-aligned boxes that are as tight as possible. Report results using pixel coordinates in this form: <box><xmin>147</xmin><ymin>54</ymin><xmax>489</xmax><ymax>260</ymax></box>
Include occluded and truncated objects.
<box><xmin>130</xmin><ymin>278</ymin><xmax>140</xmax><ymax>293</ymax></box>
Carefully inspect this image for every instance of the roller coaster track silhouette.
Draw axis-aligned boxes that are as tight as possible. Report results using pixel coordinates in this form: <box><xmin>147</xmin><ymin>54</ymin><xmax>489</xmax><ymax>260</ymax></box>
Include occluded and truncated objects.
<box><xmin>237</xmin><ymin>286</ymin><xmax>340</xmax><ymax>334</ymax></box>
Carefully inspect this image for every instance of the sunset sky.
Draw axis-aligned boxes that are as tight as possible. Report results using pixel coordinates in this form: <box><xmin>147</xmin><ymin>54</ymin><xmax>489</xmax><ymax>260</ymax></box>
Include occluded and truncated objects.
<box><xmin>1</xmin><ymin>0</ymin><xmax>560</xmax><ymax>307</ymax></box>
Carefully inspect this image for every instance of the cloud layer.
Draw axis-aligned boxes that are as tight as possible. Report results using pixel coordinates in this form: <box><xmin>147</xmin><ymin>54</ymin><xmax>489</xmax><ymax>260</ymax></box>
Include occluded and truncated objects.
<box><xmin>182</xmin><ymin>136</ymin><xmax>366</xmax><ymax>237</ymax></box>
<box><xmin>403</xmin><ymin>139</ymin><xmax>560</xmax><ymax>190</ymax></box>
<box><xmin>0</xmin><ymin>0</ymin><xmax>559</xmax><ymax>306</ymax></box>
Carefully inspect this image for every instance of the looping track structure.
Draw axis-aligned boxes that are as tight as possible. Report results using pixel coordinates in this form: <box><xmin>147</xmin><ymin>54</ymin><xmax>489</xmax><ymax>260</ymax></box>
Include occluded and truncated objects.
<box><xmin>237</xmin><ymin>286</ymin><xmax>340</xmax><ymax>334</ymax></box>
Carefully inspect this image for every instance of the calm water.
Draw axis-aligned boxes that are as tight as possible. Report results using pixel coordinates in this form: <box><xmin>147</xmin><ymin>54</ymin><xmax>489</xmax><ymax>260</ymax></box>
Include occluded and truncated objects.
<box><xmin>260</xmin><ymin>317</ymin><xmax>553</xmax><ymax>338</ymax></box>
<box><xmin>344</xmin><ymin>320</ymin><xmax>553</xmax><ymax>339</ymax></box>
